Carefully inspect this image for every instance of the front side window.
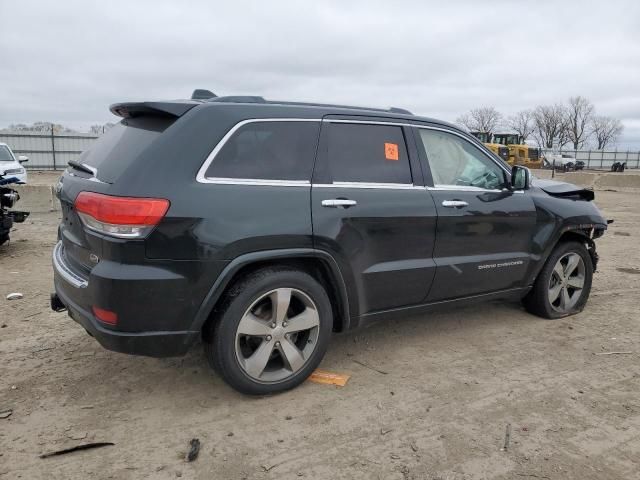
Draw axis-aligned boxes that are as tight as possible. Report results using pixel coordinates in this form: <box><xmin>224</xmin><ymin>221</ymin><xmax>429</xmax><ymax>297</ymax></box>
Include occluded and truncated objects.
<box><xmin>325</xmin><ymin>123</ymin><xmax>412</xmax><ymax>184</ymax></box>
<box><xmin>205</xmin><ymin>121</ymin><xmax>319</xmax><ymax>181</ymax></box>
<box><xmin>419</xmin><ymin>129</ymin><xmax>506</xmax><ymax>190</ymax></box>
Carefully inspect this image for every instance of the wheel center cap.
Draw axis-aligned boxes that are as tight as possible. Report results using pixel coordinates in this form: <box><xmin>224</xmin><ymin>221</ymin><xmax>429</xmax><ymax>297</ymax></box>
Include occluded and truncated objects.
<box><xmin>273</xmin><ymin>326</ymin><xmax>286</xmax><ymax>340</ymax></box>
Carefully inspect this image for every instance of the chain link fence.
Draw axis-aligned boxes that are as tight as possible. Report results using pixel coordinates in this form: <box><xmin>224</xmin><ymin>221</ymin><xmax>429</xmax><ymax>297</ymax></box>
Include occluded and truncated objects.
<box><xmin>539</xmin><ymin>148</ymin><xmax>640</xmax><ymax>170</ymax></box>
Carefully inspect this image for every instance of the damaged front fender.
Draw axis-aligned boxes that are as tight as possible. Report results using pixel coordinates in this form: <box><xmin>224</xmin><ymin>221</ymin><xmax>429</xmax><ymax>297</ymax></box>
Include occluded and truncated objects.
<box><xmin>532</xmin><ymin>178</ymin><xmax>595</xmax><ymax>201</ymax></box>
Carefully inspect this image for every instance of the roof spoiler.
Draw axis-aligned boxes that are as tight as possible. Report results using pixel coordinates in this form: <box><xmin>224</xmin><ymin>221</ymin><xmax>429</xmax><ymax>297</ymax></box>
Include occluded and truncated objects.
<box><xmin>109</xmin><ymin>101</ymin><xmax>199</xmax><ymax>119</ymax></box>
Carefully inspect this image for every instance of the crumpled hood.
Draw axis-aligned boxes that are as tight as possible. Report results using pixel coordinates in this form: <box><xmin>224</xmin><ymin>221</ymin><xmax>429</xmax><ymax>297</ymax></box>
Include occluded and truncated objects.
<box><xmin>532</xmin><ymin>177</ymin><xmax>595</xmax><ymax>201</ymax></box>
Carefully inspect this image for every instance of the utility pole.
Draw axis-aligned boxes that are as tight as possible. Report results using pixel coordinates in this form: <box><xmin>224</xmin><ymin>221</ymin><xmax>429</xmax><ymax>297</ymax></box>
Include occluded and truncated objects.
<box><xmin>50</xmin><ymin>124</ymin><xmax>56</xmax><ymax>170</ymax></box>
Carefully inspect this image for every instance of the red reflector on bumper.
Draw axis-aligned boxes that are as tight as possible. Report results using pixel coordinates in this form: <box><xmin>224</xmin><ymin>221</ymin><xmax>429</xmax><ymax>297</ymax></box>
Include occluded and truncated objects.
<box><xmin>92</xmin><ymin>306</ymin><xmax>118</xmax><ymax>325</ymax></box>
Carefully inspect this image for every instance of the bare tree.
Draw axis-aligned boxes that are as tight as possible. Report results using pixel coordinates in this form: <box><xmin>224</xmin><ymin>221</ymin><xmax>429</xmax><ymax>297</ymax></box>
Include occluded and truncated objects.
<box><xmin>591</xmin><ymin>116</ymin><xmax>624</xmax><ymax>150</ymax></box>
<box><xmin>507</xmin><ymin>110</ymin><xmax>535</xmax><ymax>142</ymax></box>
<box><xmin>456</xmin><ymin>107</ymin><xmax>503</xmax><ymax>134</ymax></box>
<box><xmin>6</xmin><ymin>122</ymin><xmax>77</xmax><ymax>134</ymax></box>
<box><xmin>557</xmin><ymin>116</ymin><xmax>572</xmax><ymax>149</ymax></box>
<box><xmin>532</xmin><ymin>104</ymin><xmax>568</xmax><ymax>149</ymax></box>
<box><xmin>566</xmin><ymin>96</ymin><xmax>594</xmax><ymax>150</ymax></box>
<box><xmin>88</xmin><ymin>122</ymin><xmax>116</xmax><ymax>135</ymax></box>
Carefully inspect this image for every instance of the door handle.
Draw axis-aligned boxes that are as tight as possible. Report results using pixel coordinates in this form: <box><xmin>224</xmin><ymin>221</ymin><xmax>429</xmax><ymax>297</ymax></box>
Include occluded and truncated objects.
<box><xmin>321</xmin><ymin>199</ymin><xmax>357</xmax><ymax>208</ymax></box>
<box><xmin>442</xmin><ymin>200</ymin><xmax>468</xmax><ymax>208</ymax></box>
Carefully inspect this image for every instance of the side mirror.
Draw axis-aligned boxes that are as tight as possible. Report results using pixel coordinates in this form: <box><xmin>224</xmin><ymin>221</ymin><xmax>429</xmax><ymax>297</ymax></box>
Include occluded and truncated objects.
<box><xmin>511</xmin><ymin>165</ymin><xmax>530</xmax><ymax>190</ymax></box>
<box><xmin>18</xmin><ymin>155</ymin><xmax>29</xmax><ymax>163</ymax></box>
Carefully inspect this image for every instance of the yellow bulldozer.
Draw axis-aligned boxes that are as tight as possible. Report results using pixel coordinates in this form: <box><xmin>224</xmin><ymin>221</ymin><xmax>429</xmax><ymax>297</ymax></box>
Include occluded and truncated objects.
<box><xmin>470</xmin><ymin>132</ymin><xmax>510</xmax><ymax>163</ymax></box>
<box><xmin>492</xmin><ymin>133</ymin><xmax>543</xmax><ymax>168</ymax></box>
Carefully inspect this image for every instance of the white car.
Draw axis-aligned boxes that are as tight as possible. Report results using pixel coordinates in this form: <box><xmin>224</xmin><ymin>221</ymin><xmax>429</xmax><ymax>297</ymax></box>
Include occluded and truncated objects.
<box><xmin>0</xmin><ymin>142</ymin><xmax>28</xmax><ymax>183</ymax></box>
<box><xmin>544</xmin><ymin>153</ymin><xmax>575</xmax><ymax>167</ymax></box>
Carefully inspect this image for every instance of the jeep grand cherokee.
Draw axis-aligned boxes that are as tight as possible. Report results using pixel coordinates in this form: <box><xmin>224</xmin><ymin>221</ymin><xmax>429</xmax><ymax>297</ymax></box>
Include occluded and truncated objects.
<box><xmin>51</xmin><ymin>90</ymin><xmax>607</xmax><ymax>394</ymax></box>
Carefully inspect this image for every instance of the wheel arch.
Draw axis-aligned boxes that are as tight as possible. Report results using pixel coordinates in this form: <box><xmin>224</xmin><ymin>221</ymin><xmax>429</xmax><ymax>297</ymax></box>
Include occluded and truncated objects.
<box><xmin>192</xmin><ymin>249</ymin><xmax>352</xmax><ymax>338</ymax></box>
<box><xmin>555</xmin><ymin>229</ymin><xmax>598</xmax><ymax>271</ymax></box>
<box><xmin>527</xmin><ymin>226</ymin><xmax>597</xmax><ymax>287</ymax></box>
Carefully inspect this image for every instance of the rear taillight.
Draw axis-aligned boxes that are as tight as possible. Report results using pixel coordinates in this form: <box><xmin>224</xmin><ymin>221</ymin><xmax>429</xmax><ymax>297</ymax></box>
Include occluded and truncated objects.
<box><xmin>74</xmin><ymin>192</ymin><xmax>169</xmax><ymax>239</ymax></box>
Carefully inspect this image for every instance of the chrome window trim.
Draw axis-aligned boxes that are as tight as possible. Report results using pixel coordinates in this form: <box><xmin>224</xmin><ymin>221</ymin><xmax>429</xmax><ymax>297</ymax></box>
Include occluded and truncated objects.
<box><xmin>325</xmin><ymin>119</ymin><xmax>409</xmax><ymax>126</ymax></box>
<box><xmin>427</xmin><ymin>185</ymin><xmax>503</xmax><ymax>193</ymax></box>
<box><xmin>313</xmin><ymin>182</ymin><xmax>422</xmax><ymax>190</ymax></box>
<box><xmin>427</xmin><ymin>185</ymin><xmax>525</xmax><ymax>194</ymax></box>
<box><xmin>198</xmin><ymin>178</ymin><xmax>310</xmax><ymax>187</ymax></box>
<box><xmin>196</xmin><ymin>118</ymin><xmax>321</xmax><ymax>185</ymax></box>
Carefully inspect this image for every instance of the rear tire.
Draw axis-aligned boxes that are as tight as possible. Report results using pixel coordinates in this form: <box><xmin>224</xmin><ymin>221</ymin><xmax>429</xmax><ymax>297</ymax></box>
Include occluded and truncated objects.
<box><xmin>523</xmin><ymin>240</ymin><xmax>593</xmax><ymax>319</ymax></box>
<box><xmin>203</xmin><ymin>267</ymin><xmax>333</xmax><ymax>395</ymax></box>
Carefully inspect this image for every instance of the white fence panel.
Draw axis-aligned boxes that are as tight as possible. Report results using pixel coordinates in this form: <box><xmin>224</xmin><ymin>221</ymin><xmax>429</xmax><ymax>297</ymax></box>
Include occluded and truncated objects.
<box><xmin>0</xmin><ymin>132</ymin><xmax>99</xmax><ymax>169</ymax></box>
<box><xmin>3</xmin><ymin>130</ymin><xmax>640</xmax><ymax>171</ymax></box>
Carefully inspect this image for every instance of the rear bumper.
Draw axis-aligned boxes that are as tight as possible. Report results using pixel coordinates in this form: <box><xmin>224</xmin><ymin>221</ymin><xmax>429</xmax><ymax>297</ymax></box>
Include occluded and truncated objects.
<box><xmin>54</xmin><ymin>282</ymin><xmax>199</xmax><ymax>357</ymax></box>
<box><xmin>52</xmin><ymin>239</ymin><xmax>206</xmax><ymax>357</ymax></box>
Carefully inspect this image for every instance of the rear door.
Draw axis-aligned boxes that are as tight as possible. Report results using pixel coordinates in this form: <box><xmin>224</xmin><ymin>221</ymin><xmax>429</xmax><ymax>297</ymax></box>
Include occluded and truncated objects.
<box><xmin>414</xmin><ymin>126</ymin><xmax>537</xmax><ymax>301</ymax></box>
<box><xmin>311</xmin><ymin>119</ymin><xmax>437</xmax><ymax>316</ymax></box>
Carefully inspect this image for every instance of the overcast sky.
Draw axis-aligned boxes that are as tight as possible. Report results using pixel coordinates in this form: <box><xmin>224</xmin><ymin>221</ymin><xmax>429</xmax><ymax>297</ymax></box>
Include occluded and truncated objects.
<box><xmin>1</xmin><ymin>0</ymin><xmax>639</xmax><ymax>148</ymax></box>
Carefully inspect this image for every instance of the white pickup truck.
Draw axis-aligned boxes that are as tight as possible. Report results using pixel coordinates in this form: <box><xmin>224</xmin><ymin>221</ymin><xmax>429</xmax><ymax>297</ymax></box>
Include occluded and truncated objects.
<box><xmin>544</xmin><ymin>153</ymin><xmax>584</xmax><ymax>171</ymax></box>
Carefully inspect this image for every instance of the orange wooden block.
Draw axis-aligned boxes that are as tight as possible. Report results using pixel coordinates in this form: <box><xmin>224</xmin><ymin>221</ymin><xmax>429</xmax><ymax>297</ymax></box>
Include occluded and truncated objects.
<box><xmin>308</xmin><ymin>369</ymin><xmax>351</xmax><ymax>387</ymax></box>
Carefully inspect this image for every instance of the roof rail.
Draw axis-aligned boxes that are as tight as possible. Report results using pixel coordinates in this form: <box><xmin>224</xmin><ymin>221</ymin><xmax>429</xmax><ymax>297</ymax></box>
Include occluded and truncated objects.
<box><xmin>208</xmin><ymin>96</ymin><xmax>266</xmax><ymax>104</ymax></box>
<box><xmin>191</xmin><ymin>89</ymin><xmax>217</xmax><ymax>100</ymax></box>
<box><xmin>195</xmin><ymin>92</ymin><xmax>413</xmax><ymax>114</ymax></box>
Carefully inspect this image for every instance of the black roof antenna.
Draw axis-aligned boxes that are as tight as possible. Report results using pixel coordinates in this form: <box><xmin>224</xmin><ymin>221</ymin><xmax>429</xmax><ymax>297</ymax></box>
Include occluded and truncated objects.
<box><xmin>191</xmin><ymin>89</ymin><xmax>217</xmax><ymax>100</ymax></box>
<box><xmin>388</xmin><ymin>107</ymin><xmax>413</xmax><ymax>115</ymax></box>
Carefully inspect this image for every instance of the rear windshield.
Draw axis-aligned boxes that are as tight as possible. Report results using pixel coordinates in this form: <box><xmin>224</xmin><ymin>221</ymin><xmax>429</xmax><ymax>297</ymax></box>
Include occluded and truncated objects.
<box><xmin>78</xmin><ymin>116</ymin><xmax>174</xmax><ymax>183</ymax></box>
<box><xmin>0</xmin><ymin>145</ymin><xmax>15</xmax><ymax>162</ymax></box>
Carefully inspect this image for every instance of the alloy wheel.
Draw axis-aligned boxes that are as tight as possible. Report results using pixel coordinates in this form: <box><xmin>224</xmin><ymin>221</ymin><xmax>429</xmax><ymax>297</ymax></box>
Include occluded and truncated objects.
<box><xmin>548</xmin><ymin>252</ymin><xmax>586</xmax><ymax>313</ymax></box>
<box><xmin>234</xmin><ymin>288</ymin><xmax>320</xmax><ymax>383</ymax></box>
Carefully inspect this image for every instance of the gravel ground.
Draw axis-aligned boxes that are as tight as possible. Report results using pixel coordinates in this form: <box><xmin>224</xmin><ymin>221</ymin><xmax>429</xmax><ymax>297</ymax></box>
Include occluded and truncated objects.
<box><xmin>1</xmin><ymin>189</ymin><xmax>639</xmax><ymax>480</ymax></box>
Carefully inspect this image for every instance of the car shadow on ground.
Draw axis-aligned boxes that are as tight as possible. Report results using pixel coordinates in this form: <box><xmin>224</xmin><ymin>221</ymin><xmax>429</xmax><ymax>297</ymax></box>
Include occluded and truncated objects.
<box><xmin>60</xmin><ymin>299</ymin><xmax>534</xmax><ymax>406</ymax></box>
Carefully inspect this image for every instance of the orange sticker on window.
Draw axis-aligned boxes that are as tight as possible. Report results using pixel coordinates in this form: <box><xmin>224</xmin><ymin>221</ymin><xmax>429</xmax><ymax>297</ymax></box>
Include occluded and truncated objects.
<box><xmin>384</xmin><ymin>142</ymin><xmax>399</xmax><ymax>161</ymax></box>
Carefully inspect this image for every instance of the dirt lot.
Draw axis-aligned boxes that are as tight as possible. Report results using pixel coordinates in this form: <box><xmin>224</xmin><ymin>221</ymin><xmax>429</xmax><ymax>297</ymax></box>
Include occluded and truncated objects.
<box><xmin>1</xmin><ymin>189</ymin><xmax>640</xmax><ymax>480</ymax></box>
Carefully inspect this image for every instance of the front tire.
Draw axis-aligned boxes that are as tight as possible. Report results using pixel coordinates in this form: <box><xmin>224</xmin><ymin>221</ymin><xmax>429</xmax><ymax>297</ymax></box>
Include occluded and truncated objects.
<box><xmin>523</xmin><ymin>241</ymin><xmax>593</xmax><ymax>319</ymax></box>
<box><xmin>204</xmin><ymin>267</ymin><xmax>333</xmax><ymax>395</ymax></box>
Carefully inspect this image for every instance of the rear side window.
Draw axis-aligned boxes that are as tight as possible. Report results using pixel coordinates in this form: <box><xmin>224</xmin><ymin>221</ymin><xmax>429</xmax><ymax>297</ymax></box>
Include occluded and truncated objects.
<box><xmin>79</xmin><ymin>116</ymin><xmax>174</xmax><ymax>183</ymax></box>
<box><xmin>325</xmin><ymin>123</ymin><xmax>411</xmax><ymax>184</ymax></box>
<box><xmin>204</xmin><ymin>121</ymin><xmax>320</xmax><ymax>181</ymax></box>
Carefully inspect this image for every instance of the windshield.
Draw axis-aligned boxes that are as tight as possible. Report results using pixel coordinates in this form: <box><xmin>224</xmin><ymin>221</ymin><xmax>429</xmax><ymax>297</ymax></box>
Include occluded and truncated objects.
<box><xmin>472</xmin><ymin>132</ymin><xmax>490</xmax><ymax>143</ymax></box>
<box><xmin>494</xmin><ymin>134</ymin><xmax>519</xmax><ymax>145</ymax></box>
<box><xmin>0</xmin><ymin>145</ymin><xmax>15</xmax><ymax>162</ymax></box>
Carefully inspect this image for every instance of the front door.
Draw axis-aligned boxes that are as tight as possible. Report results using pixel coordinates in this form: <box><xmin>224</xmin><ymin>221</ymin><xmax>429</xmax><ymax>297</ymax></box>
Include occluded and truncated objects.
<box><xmin>311</xmin><ymin>119</ymin><xmax>437</xmax><ymax>316</ymax></box>
<box><xmin>414</xmin><ymin>127</ymin><xmax>537</xmax><ymax>302</ymax></box>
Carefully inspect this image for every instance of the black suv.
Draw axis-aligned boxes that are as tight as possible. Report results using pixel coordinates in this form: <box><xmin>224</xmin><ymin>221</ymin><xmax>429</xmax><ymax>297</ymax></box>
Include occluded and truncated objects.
<box><xmin>51</xmin><ymin>91</ymin><xmax>607</xmax><ymax>394</ymax></box>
